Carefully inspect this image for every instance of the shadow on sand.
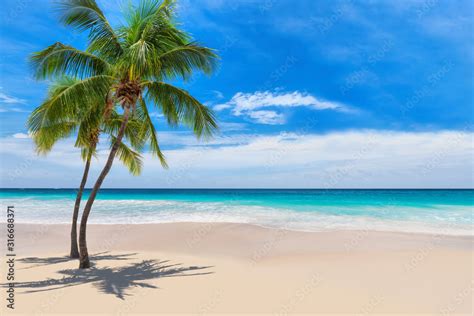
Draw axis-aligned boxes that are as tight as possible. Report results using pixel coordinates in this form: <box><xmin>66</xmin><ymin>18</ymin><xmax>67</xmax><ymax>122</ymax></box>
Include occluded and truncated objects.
<box><xmin>12</xmin><ymin>253</ymin><xmax>213</xmax><ymax>299</ymax></box>
<box><xmin>18</xmin><ymin>251</ymin><xmax>137</xmax><ymax>269</ymax></box>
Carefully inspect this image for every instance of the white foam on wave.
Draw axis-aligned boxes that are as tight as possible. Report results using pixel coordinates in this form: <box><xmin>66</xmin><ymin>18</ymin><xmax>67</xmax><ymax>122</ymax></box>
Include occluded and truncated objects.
<box><xmin>0</xmin><ymin>198</ymin><xmax>472</xmax><ymax>236</ymax></box>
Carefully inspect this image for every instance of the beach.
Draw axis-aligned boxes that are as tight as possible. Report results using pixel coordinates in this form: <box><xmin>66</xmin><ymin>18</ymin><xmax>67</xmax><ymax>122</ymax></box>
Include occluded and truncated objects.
<box><xmin>1</xmin><ymin>0</ymin><xmax>473</xmax><ymax>313</ymax></box>
<box><xmin>2</xmin><ymin>223</ymin><xmax>472</xmax><ymax>315</ymax></box>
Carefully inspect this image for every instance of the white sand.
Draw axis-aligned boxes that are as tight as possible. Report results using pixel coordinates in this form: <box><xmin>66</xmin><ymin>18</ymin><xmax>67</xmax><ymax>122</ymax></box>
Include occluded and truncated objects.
<box><xmin>1</xmin><ymin>223</ymin><xmax>473</xmax><ymax>315</ymax></box>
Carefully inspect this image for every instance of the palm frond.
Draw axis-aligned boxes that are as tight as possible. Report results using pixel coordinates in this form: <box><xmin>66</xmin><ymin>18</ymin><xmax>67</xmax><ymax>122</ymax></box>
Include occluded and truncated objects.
<box><xmin>140</xmin><ymin>0</ymin><xmax>182</xmax><ymax>44</ymax></box>
<box><xmin>74</xmin><ymin>107</ymin><xmax>102</xmax><ymax>150</ymax></box>
<box><xmin>144</xmin><ymin>81</ymin><xmax>218</xmax><ymax>138</ymax></box>
<box><xmin>30</xmin><ymin>42</ymin><xmax>110</xmax><ymax>80</ymax></box>
<box><xmin>119</xmin><ymin>39</ymin><xmax>161</xmax><ymax>80</ymax></box>
<box><xmin>56</xmin><ymin>0</ymin><xmax>123</xmax><ymax>59</ymax></box>
<box><xmin>115</xmin><ymin>0</ymin><xmax>187</xmax><ymax>79</ymax></box>
<box><xmin>28</xmin><ymin>76</ymin><xmax>106</xmax><ymax>156</ymax></box>
<box><xmin>28</xmin><ymin>75</ymin><xmax>113</xmax><ymax>134</ymax></box>
<box><xmin>103</xmin><ymin>110</ymin><xmax>147</xmax><ymax>151</ymax></box>
<box><xmin>121</xmin><ymin>0</ymin><xmax>176</xmax><ymax>45</ymax></box>
<box><xmin>31</xmin><ymin>120</ymin><xmax>77</xmax><ymax>154</ymax></box>
<box><xmin>110</xmin><ymin>135</ymin><xmax>143</xmax><ymax>175</ymax></box>
<box><xmin>137</xmin><ymin>97</ymin><xmax>168</xmax><ymax>168</ymax></box>
<box><xmin>29</xmin><ymin>77</ymin><xmax>77</xmax><ymax>153</ymax></box>
<box><xmin>156</xmin><ymin>44</ymin><xmax>217</xmax><ymax>81</ymax></box>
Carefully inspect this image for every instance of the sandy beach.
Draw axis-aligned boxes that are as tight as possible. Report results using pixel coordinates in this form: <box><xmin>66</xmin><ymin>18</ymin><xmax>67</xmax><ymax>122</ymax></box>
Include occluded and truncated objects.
<box><xmin>1</xmin><ymin>223</ymin><xmax>473</xmax><ymax>315</ymax></box>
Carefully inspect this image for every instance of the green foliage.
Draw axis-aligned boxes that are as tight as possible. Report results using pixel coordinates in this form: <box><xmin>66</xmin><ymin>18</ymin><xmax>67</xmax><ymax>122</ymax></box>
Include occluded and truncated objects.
<box><xmin>137</xmin><ymin>98</ymin><xmax>168</xmax><ymax>168</ymax></box>
<box><xmin>27</xmin><ymin>75</ymin><xmax>113</xmax><ymax>132</ymax></box>
<box><xmin>30</xmin><ymin>42</ymin><xmax>111</xmax><ymax>80</ymax></box>
<box><xmin>57</xmin><ymin>0</ymin><xmax>123</xmax><ymax>59</ymax></box>
<box><xmin>28</xmin><ymin>76</ymin><xmax>145</xmax><ymax>175</ymax></box>
<box><xmin>110</xmin><ymin>135</ymin><xmax>143</xmax><ymax>176</ymax></box>
<box><xmin>157</xmin><ymin>44</ymin><xmax>217</xmax><ymax>81</ymax></box>
<box><xmin>144</xmin><ymin>81</ymin><xmax>218</xmax><ymax>138</ymax></box>
<box><xmin>28</xmin><ymin>0</ymin><xmax>219</xmax><ymax>175</ymax></box>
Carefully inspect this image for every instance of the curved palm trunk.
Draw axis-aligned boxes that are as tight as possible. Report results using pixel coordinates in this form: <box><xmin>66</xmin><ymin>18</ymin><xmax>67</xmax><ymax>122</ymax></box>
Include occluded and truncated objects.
<box><xmin>70</xmin><ymin>148</ymin><xmax>94</xmax><ymax>258</ymax></box>
<box><xmin>79</xmin><ymin>107</ymin><xmax>131</xmax><ymax>269</ymax></box>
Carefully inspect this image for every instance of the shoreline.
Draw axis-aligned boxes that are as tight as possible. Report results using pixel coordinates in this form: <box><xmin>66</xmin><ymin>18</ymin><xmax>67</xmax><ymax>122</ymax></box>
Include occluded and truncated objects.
<box><xmin>7</xmin><ymin>222</ymin><xmax>474</xmax><ymax>256</ymax></box>
<box><xmin>2</xmin><ymin>222</ymin><xmax>473</xmax><ymax>314</ymax></box>
<box><xmin>2</xmin><ymin>189</ymin><xmax>472</xmax><ymax>238</ymax></box>
<box><xmin>3</xmin><ymin>220</ymin><xmax>473</xmax><ymax>237</ymax></box>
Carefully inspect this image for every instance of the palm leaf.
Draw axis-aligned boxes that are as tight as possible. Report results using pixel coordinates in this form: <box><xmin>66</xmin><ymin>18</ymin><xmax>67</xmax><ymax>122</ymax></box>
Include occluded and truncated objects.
<box><xmin>155</xmin><ymin>44</ymin><xmax>217</xmax><ymax>81</ymax></box>
<box><xmin>31</xmin><ymin>120</ymin><xmax>77</xmax><ymax>154</ymax></box>
<box><xmin>144</xmin><ymin>81</ymin><xmax>218</xmax><ymax>138</ymax></box>
<box><xmin>136</xmin><ymin>98</ymin><xmax>168</xmax><ymax>168</ymax></box>
<box><xmin>31</xmin><ymin>42</ymin><xmax>110</xmax><ymax>80</ymax></box>
<box><xmin>29</xmin><ymin>75</ymin><xmax>113</xmax><ymax>134</ymax></box>
<box><xmin>119</xmin><ymin>39</ymin><xmax>161</xmax><ymax>80</ymax></box>
<box><xmin>110</xmin><ymin>135</ymin><xmax>143</xmax><ymax>175</ymax></box>
<box><xmin>103</xmin><ymin>110</ymin><xmax>147</xmax><ymax>151</ymax></box>
<box><xmin>56</xmin><ymin>0</ymin><xmax>123</xmax><ymax>59</ymax></box>
<box><xmin>81</xmin><ymin>147</ymin><xmax>95</xmax><ymax>160</ymax></box>
<box><xmin>121</xmin><ymin>0</ymin><xmax>176</xmax><ymax>45</ymax></box>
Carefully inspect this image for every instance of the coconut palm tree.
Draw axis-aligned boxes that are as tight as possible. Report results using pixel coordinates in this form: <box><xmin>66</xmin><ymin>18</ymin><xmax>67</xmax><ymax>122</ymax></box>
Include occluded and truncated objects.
<box><xmin>30</xmin><ymin>0</ymin><xmax>218</xmax><ymax>268</ymax></box>
<box><xmin>28</xmin><ymin>76</ymin><xmax>155</xmax><ymax>258</ymax></box>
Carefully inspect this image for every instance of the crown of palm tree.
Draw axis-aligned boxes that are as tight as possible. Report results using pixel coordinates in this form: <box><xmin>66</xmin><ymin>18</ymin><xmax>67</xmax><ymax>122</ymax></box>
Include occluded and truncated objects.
<box><xmin>29</xmin><ymin>0</ymin><xmax>218</xmax><ymax>170</ymax></box>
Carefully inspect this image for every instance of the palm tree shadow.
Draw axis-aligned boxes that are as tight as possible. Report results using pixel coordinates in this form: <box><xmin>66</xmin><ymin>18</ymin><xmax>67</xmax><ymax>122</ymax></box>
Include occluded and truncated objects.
<box><xmin>18</xmin><ymin>252</ymin><xmax>137</xmax><ymax>269</ymax></box>
<box><xmin>12</xmin><ymin>259</ymin><xmax>213</xmax><ymax>299</ymax></box>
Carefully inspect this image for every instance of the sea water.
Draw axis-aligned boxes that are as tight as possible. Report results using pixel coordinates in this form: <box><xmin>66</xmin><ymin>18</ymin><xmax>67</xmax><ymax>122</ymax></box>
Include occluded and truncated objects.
<box><xmin>0</xmin><ymin>189</ymin><xmax>472</xmax><ymax>235</ymax></box>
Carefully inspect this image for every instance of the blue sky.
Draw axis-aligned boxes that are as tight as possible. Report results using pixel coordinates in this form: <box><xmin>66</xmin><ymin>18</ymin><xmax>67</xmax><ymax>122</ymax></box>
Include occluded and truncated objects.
<box><xmin>0</xmin><ymin>0</ymin><xmax>473</xmax><ymax>188</ymax></box>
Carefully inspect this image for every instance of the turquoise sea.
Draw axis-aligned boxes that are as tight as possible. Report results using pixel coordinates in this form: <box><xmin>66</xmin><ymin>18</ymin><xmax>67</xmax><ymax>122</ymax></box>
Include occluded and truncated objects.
<box><xmin>0</xmin><ymin>189</ymin><xmax>472</xmax><ymax>235</ymax></box>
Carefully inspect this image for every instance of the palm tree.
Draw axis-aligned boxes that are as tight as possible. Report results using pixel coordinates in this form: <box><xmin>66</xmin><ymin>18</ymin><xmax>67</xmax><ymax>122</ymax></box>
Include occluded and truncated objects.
<box><xmin>28</xmin><ymin>77</ymin><xmax>152</xmax><ymax>258</ymax></box>
<box><xmin>30</xmin><ymin>0</ymin><xmax>218</xmax><ymax>268</ymax></box>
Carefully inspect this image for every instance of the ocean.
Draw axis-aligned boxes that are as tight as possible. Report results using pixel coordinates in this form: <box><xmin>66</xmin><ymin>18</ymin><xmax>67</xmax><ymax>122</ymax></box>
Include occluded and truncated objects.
<box><xmin>0</xmin><ymin>189</ymin><xmax>472</xmax><ymax>236</ymax></box>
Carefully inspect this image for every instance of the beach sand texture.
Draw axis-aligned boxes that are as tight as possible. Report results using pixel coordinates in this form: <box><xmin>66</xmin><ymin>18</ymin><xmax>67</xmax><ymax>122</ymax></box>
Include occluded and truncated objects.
<box><xmin>1</xmin><ymin>223</ymin><xmax>473</xmax><ymax>315</ymax></box>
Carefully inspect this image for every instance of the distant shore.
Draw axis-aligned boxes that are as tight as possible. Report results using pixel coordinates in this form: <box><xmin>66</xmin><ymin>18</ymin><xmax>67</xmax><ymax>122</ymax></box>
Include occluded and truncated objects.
<box><xmin>3</xmin><ymin>223</ymin><xmax>473</xmax><ymax>314</ymax></box>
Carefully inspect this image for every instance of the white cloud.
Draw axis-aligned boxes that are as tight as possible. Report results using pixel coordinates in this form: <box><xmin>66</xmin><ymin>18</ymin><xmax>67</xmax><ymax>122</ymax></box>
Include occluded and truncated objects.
<box><xmin>248</xmin><ymin>110</ymin><xmax>285</xmax><ymax>125</ymax></box>
<box><xmin>214</xmin><ymin>90</ymin><xmax>354</xmax><ymax>124</ymax></box>
<box><xmin>211</xmin><ymin>90</ymin><xmax>224</xmax><ymax>99</ymax></box>
<box><xmin>213</xmin><ymin>103</ymin><xmax>232</xmax><ymax>111</ymax></box>
<box><xmin>10</xmin><ymin>108</ymin><xmax>29</xmax><ymax>113</ymax></box>
<box><xmin>12</xmin><ymin>133</ymin><xmax>30</xmax><ymax>139</ymax></box>
<box><xmin>218</xmin><ymin>122</ymin><xmax>248</xmax><ymax>131</ymax></box>
<box><xmin>1</xmin><ymin>130</ymin><xmax>472</xmax><ymax>188</ymax></box>
<box><xmin>0</xmin><ymin>91</ymin><xmax>26</xmax><ymax>105</ymax></box>
<box><xmin>0</xmin><ymin>88</ymin><xmax>27</xmax><ymax>113</ymax></box>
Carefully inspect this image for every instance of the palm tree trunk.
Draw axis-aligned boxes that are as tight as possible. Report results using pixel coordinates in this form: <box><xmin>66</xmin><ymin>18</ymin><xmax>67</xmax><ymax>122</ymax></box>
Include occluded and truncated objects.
<box><xmin>70</xmin><ymin>148</ymin><xmax>93</xmax><ymax>258</ymax></box>
<box><xmin>78</xmin><ymin>107</ymin><xmax>131</xmax><ymax>269</ymax></box>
